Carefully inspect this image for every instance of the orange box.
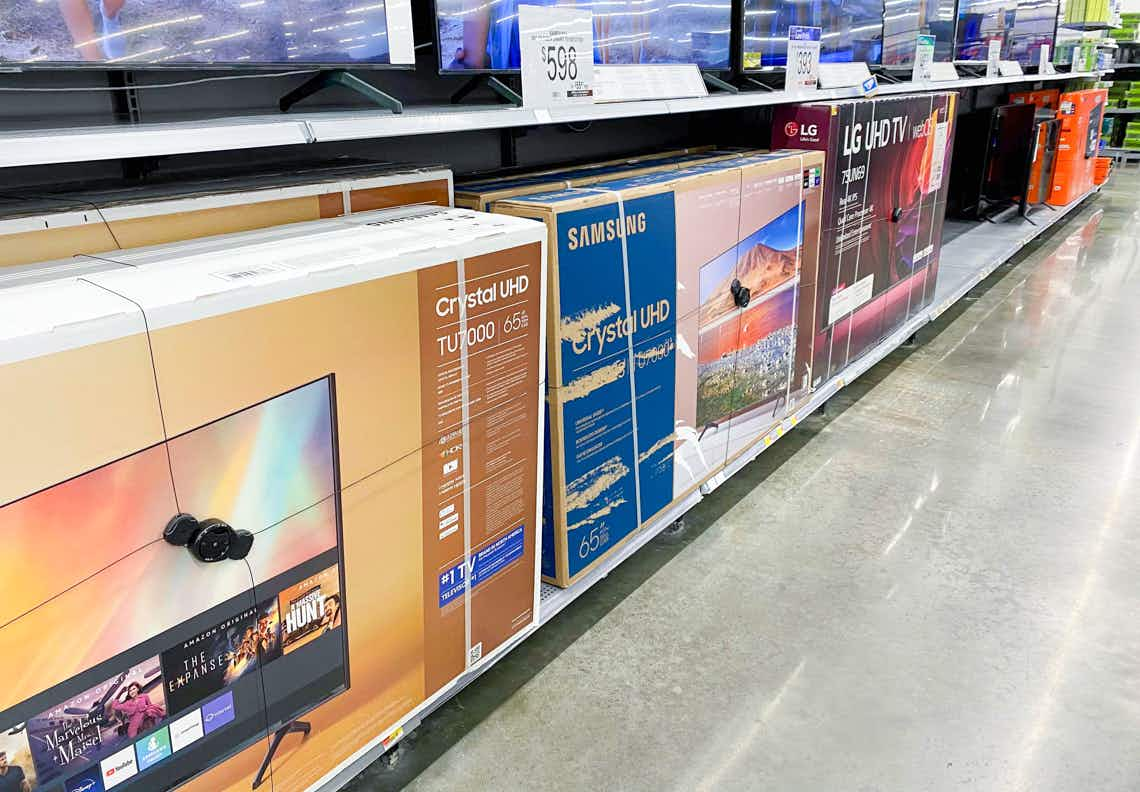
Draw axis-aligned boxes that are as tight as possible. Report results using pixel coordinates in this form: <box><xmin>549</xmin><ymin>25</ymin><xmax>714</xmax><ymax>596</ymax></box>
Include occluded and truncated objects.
<box><xmin>1049</xmin><ymin>88</ymin><xmax>1108</xmax><ymax>206</ymax></box>
<box><xmin>1094</xmin><ymin>156</ymin><xmax>1112</xmax><ymax>184</ymax></box>
<box><xmin>1010</xmin><ymin>88</ymin><xmax>1061</xmax><ymax>111</ymax></box>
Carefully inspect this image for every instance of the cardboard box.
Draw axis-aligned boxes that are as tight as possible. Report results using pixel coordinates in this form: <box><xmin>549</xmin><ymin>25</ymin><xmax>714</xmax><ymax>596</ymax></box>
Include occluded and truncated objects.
<box><xmin>1049</xmin><ymin>88</ymin><xmax>1108</xmax><ymax>205</ymax></box>
<box><xmin>0</xmin><ymin>161</ymin><xmax>453</xmax><ymax>269</ymax></box>
<box><xmin>0</xmin><ymin>206</ymin><xmax>546</xmax><ymax>792</ymax></box>
<box><xmin>1010</xmin><ymin>88</ymin><xmax>1061</xmax><ymax>111</ymax></box>
<box><xmin>772</xmin><ymin>94</ymin><xmax>957</xmax><ymax>385</ymax></box>
<box><xmin>456</xmin><ymin>149</ymin><xmax>754</xmax><ymax>210</ymax></box>
<box><xmin>494</xmin><ymin>151</ymin><xmax>824</xmax><ymax>587</ymax></box>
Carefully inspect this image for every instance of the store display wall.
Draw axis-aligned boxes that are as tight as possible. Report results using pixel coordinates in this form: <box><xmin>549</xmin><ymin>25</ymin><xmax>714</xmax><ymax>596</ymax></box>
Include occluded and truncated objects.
<box><xmin>494</xmin><ymin>151</ymin><xmax>824</xmax><ymax>587</ymax></box>
<box><xmin>0</xmin><ymin>206</ymin><xmax>546</xmax><ymax>792</ymax></box>
<box><xmin>773</xmin><ymin>93</ymin><xmax>957</xmax><ymax>387</ymax></box>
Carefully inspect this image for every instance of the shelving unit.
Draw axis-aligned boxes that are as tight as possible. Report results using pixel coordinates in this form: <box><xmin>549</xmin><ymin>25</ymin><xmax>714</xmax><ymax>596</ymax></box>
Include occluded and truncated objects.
<box><xmin>0</xmin><ymin>70</ymin><xmax>1105</xmax><ymax>169</ymax></box>
<box><xmin>310</xmin><ymin>184</ymin><xmax>1103</xmax><ymax>792</ymax></box>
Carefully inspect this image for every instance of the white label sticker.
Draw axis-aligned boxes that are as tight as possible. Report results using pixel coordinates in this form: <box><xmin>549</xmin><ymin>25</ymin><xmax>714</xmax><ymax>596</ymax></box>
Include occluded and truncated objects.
<box><xmin>986</xmin><ymin>39</ymin><xmax>1002</xmax><ymax>77</ymax></box>
<box><xmin>785</xmin><ymin>26</ymin><xmax>821</xmax><ymax>95</ymax></box>
<box><xmin>913</xmin><ymin>34</ymin><xmax>935</xmax><ymax>81</ymax></box>
<box><xmin>929</xmin><ymin>120</ymin><xmax>950</xmax><ymax>192</ymax></box>
<box><xmin>930</xmin><ymin>62</ymin><xmax>959</xmax><ymax>81</ymax></box>
<box><xmin>518</xmin><ymin>4</ymin><xmax>595</xmax><ymax>109</ymax></box>
<box><xmin>828</xmin><ymin>274</ymin><xmax>875</xmax><ymax>325</ymax></box>
<box><xmin>1039</xmin><ymin>44</ymin><xmax>1054</xmax><ymax>74</ymax></box>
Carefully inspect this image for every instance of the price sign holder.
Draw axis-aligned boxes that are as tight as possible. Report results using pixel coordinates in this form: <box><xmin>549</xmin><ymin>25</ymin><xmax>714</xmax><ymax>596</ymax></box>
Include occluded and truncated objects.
<box><xmin>986</xmin><ymin>39</ymin><xmax>1001</xmax><ymax>77</ymax></box>
<box><xmin>1039</xmin><ymin>44</ymin><xmax>1056</xmax><ymax>74</ymax></box>
<box><xmin>913</xmin><ymin>34</ymin><xmax>936</xmax><ymax>81</ymax></box>
<box><xmin>997</xmin><ymin>60</ymin><xmax>1024</xmax><ymax>77</ymax></box>
<box><xmin>593</xmin><ymin>64</ymin><xmax>707</xmax><ymax>102</ymax></box>
<box><xmin>818</xmin><ymin>61</ymin><xmax>872</xmax><ymax>89</ymax></box>
<box><xmin>929</xmin><ymin>62</ymin><xmax>959</xmax><ymax>82</ymax></box>
<box><xmin>518</xmin><ymin>4</ymin><xmax>595</xmax><ymax>109</ymax></box>
<box><xmin>785</xmin><ymin>26</ymin><xmax>821</xmax><ymax>95</ymax></box>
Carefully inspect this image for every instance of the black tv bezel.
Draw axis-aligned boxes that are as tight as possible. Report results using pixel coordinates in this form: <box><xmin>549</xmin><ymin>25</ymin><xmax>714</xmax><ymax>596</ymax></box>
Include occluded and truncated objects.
<box><xmin>951</xmin><ymin>0</ymin><xmax>1060</xmax><ymax>66</ymax></box>
<box><xmin>0</xmin><ymin>374</ymin><xmax>350</xmax><ymax>792</ymax></box>
<box><xmin>432</xmin><ymin>0</ymin><xmax>734</xmax><ymax>77</ymax></box>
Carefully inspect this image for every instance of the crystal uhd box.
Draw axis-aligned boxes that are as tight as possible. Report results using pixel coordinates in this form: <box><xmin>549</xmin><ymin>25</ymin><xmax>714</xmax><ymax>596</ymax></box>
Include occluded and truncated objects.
<box><xmin>773</xmin><ymin>93</ymin><xmax>957</xmax><ymax>385</ymax></box>
<box><xmin>0</xmin><ymin>206</ymin><xmax>545</xmax><ymax>792</ymax></box>
<box><xmin>494</xmin><ymin>151</ymin><xmax>824</xmax><ymax>587</ymax></box>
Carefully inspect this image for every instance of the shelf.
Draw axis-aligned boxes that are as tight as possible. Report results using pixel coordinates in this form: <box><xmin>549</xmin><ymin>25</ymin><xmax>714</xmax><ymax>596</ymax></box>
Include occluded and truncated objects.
<box><xmin>1106</xmin><ymin>107</ymin><xmax>1140</xmax><ymax>115</ymax></box>
<box><xmin>0</xmin><ymin>70</ymin><xmax>1105</xmax><ymax>169</ymax></box>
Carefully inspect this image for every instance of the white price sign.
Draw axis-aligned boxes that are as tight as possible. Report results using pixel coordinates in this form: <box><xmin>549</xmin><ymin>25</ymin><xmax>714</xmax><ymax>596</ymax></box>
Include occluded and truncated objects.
<box><xmin>913</xmin><ymin>34</ymin><xmax>935</xmax><ymax>81</ymax></box>
<box><xmin>785</xmin><ymin>26</ymin><xmax>821</xmax><ymax>95</ymax></box>
<box><xmin>986</xmin><ymin>38</ymin><xmax>1001</xmax><ymax>77</ymax></box>
<box><xmin>518</xmin><ymin>5</ymin><xmax>595</xmax><ymax>109</ymax></box>
<box><xmin>1039</xmin><ymin>44</ymin><xmax>1055</xmax><ymax>74</ymax></box>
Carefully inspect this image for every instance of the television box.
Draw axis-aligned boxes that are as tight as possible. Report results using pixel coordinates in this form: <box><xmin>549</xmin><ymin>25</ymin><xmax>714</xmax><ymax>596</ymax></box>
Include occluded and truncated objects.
<box><xmin>1010</xmin><ymin>89</ymin><xmax>1062</xmax><ymax>111</ymax></box>
<box><xmin>1049</xmin><ymin>89</ymin><xmax>1108</xmax><ymax>205</ymax></box>
<box><xmin>1028</xmin><ymin>119</ymin><xmax>1063</xmax><ymax>205</ymax></box>
<box><xmin>0</xmin><ymin>161</ymin><xmax>453</xmax><ymax>269</ymax></box>
<box><xmin>493</xmin><ymin>151</ymin><xmax>824</xmax><ymax>587</ymax></box>
<box><xmin>456</xmin><ymin>149</ymin><xmax>754</xmax><ymax>211</ymax></box>
<box><xmin>0</xmin><ymin>206</ymin><xmax>546</xmax><ymax>792</ymax></box>
<box><xmin>773</xmin><ymin>93</ymin><xmax>957</xmax><ymax>386</ymax></box>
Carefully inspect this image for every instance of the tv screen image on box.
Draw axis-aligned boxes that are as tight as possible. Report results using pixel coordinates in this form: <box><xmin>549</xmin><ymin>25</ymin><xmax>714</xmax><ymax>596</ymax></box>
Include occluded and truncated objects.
<box><xmin>0</xmin><ymin>0</ymin><xmax>412</xmax><ymax>65</ymax></box>
<box><xmin>0</xmin><ymin>377</ymin><xmax>348</xmax><ymax>792</ymax></box>
<box><xmin>437</xmin><ymin>0</ymin><xmax>732</xmax><ymax>71</ymax></box>
<box><xmin>954</xmin><ymin>0</ymin><xmax>1017</xmax><ymax>60</ymax></box>
<box><xmin>880</xmin><ymin>0</ymin><xmax>957</xmax><ymax>65</ymax></box>
<box><xmin>740</xmin><ymin>0</ymin><xmax>883</xmax><ymax>69</ymax></box>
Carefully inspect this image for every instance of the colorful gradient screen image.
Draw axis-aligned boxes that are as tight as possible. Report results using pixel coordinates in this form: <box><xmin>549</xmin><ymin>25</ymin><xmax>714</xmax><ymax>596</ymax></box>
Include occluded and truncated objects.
<box><xmin>0</xmin><ymin>0</ymin><xmax>397</xmax><ymax>65</ymax></box>
<box><xmin>695</xmin><ymin>203</ymin><xmax>801</xmax><ymax>428</ymax></box>
<box><xmin>436</xmin><ymin>0</ymin><xmax>732</xmax><ymax>71</ymax></box>
<box><xmin>0</xmin><ymin>377</ymin><xmax>348</xmax><ymax>792</ymax></box>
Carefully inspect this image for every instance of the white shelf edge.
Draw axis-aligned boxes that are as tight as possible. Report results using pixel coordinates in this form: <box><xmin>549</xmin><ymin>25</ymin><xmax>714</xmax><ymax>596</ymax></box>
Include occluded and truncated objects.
<box><xmin>0</xmin><ymin>71</ymin><xmax>1108</xmax><ymax>168</ymax></box>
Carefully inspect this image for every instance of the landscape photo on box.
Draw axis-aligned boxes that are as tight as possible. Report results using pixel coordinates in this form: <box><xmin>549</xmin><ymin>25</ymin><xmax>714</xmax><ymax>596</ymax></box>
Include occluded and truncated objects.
<box><xmin>494</xmin><ymin>151</ymin><xmax>824</xmax><ymax>586</ymax></box>
<box><xmin>0</xmin><ymin>206</ymin><xmax>547</xmax><ymax>792</ymax></box>
<box><xmin>773</xmin><ymin>93</ymin><xmax>957</xmax><ymax>386</ymax></box>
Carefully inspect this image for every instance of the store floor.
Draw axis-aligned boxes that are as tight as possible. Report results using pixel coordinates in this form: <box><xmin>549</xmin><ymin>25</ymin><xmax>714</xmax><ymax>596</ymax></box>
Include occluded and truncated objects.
<box><xmin>347</xmin><ymin>171</ymin><xmax>1140</xmax><ymax>792</ymax></box>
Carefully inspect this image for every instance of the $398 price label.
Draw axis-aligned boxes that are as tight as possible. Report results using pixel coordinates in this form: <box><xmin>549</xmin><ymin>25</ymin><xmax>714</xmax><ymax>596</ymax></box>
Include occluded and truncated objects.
<box><xmin>785</xmin><ymin>25</ymin><xmax>821</xmax><ymax>95</ymax></box>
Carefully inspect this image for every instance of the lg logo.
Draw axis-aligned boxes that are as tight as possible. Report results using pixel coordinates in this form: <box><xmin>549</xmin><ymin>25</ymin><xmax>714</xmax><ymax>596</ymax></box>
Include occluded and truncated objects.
<box><xmin>784</xmin><ymin>121</ymin><xmax>819</xmax><ymax>139</ymax></box>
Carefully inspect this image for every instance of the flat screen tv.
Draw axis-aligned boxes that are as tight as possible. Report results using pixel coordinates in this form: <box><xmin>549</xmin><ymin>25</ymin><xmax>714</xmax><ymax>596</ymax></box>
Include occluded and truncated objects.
<box><xmin>983</xmin><ymin>102</ymin><xmax>1037</xmax><ymax>206</ymax></box>
<box><xmin>880</xmin><ymin>0</ymin><xmax>957</xmax><ymax>65</ymax></box>
<box><xmin>0</xmin><ymin>377</ymin><xmax>347</xmax><ymax>792</ymax></box>
<box><xmin>739</xmin><ymin>0</ymin><xmax>883</xmax><ymax>70</ymax></box>
<box><xmin>954</xmin><ymin>0</ymin><xmax>1017</xmax><ymax>60</ymax></box>
<box><xmin>1007</xmin><ymin>0</ymin><xmax>1059</xmax><ymax>65</ymax></box>
<box><xmin>0</xmin><ymin>0</ymin><xmax>414</xmax><ymax>67</ymax></box>
<box><xmin>436</xmin><ymin>0</ymin><xmax>733</xmax><ymax>72</ymax></box>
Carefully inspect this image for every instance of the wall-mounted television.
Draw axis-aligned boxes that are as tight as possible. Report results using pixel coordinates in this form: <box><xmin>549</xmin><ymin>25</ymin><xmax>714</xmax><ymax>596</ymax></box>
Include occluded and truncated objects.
<box><xmin>436</xmin><ymin>0</ymin><xmax>733</xmax><ymax>73</ymax></box>
<box><xmin>0</xmin><ymin>377</ymin><xmax>348</xmax><ymax>792</ymax></box>
<box><xmin>1007</xmin><ymin>0</ymin><xmax>1059</xmax><ymax>65</ymax></box>
<box><xmin>0</xmin><ymin>0</ymin><xmax>414</xmax><ymax>67</ymax></box>
<box><xmin>738</xmin><ymin>0</ymin><xmax>883</xmax><ymax>71</ymax></box>
<box><xmin>954</xmin><ymin>0</ymin><xmax>1018</xmax><ymax>60</ymax></box>
<box><xmin>881</xmin><ymin>0</ymin><xmax>957</xmax><ymax>65</ymax></box>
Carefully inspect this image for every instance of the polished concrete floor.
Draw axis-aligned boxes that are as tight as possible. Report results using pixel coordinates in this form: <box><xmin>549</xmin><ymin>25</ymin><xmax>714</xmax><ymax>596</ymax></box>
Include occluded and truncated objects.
<box><xmin>347</xmin><ymin>170</ymin><xmax>1140</xmax><ymax>792</ymax></box>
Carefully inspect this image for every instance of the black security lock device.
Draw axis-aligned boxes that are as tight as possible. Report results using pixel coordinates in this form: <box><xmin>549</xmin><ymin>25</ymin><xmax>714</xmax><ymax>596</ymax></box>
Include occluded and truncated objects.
<box><xmin>730</xmin><ymin>278</ymin><xmax>751</xmax><ymax>308</ymax></box>
<box><xmin>164</xmin><ymin>513</ymin><xmax>253</xmax><ymax>562</ymax></box>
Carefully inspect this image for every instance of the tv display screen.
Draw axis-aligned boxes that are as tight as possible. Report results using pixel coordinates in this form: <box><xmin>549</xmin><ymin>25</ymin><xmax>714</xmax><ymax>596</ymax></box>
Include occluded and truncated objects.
<box><xmin>881</xmin><ymin>0</ymin><xmax>957</xmax><ymax>65</ymax></box>
<box><xmin>740</xmin><ymin>0</ymin><xmax>883</xmax><ymax>70</ymax></box>
<box><xmin>954</xmin><ymin>0</ymin><xmax>1017</xmax><ymax>60</ymax></box>
<box><xmin>0</xmin><ymin>0</ymin><xmax>413</xmax><ymax>66</ymax></box>
<box><xmin>1007</xmin><ymin>0</ymin><xmax>1058</xmax><ymax>65</ymax></box>
<box><xmin>0</xmin><ymin>377</ymin><xmax>347</xmax><ymax>792</ymax></box>
<box><xmin>983</xmin><ymin>103</ymin><xmax>1037</xmax><ymax>202</ymax></box>
<box><xmin>437</xmin><ymin>0</ymin><xmax>733</xmax><ymax>72</ymax></box>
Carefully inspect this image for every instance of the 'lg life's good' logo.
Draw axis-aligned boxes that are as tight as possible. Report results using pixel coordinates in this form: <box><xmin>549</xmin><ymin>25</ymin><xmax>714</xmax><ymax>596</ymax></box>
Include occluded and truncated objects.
<box><xmin>785</xmin><ymin>120</ymin><xmax>819</xmax><ymax>142</ymax></box>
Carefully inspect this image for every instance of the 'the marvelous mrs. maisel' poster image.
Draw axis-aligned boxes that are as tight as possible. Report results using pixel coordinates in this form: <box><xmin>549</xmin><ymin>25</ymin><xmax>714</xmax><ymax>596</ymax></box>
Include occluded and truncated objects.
<box><xmin>23</xmin><ymin>658</ymin><xmax>166</xmax><ymax>786</ymax></box>
<box><xmin>279</xmin><ymin>564</ymin><xmax>343</xmax><ymax>656</ymax></box>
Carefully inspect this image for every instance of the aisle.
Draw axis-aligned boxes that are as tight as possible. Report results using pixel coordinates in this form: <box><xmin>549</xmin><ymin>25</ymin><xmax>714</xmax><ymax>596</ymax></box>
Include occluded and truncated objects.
<box><xmin>350</xmin><ymin>172</ymin><xmax>1140</xmax><ymax>792</ymax></box>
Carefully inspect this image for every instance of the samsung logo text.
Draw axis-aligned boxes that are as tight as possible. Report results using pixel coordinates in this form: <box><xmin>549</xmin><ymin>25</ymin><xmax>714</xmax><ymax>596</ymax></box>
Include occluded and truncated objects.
<box><xmin>566</xmin><ymin>212</ymin><xmax>647</xmax><ymax>251</ymax></box>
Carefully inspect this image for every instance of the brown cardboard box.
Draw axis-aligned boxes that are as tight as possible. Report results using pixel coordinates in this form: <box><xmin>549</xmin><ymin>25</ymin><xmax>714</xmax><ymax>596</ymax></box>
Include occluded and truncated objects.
<box><xmin>0</xmin><ymin>206</ymin><xmax>545</xmax><ymax>792</ymax></box>
<box><xmin>0</xmin><ymin>161</ymin><xmax>452</xmax><ymax>268</ymax></box>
